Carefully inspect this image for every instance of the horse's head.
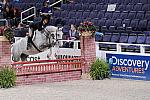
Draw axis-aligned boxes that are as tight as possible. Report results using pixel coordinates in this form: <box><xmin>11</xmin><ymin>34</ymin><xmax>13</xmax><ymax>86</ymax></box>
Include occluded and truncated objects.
<box><xmin>44</xmin><ymin>26</ymin><xmax>63</xmax><ymax>47</ymax></box>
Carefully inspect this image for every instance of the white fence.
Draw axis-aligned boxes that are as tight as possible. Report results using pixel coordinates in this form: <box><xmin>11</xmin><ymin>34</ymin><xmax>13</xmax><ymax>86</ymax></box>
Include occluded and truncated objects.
<box><xmin>25</xmin><ymin>40</ymin><xmax>150</xmax><ymax>61</ymax></box>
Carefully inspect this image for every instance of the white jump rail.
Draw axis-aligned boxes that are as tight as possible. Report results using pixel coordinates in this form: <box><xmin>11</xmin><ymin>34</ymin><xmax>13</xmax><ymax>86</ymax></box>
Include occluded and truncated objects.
<box><xmin>21</xmin><ymin>6</ymin><xmax>36</xmax><ymax>24</ymax></box>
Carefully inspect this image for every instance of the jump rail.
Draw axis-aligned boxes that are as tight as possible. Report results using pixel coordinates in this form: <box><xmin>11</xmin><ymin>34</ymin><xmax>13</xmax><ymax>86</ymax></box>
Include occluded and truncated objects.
<box><xmin>12</xmin><ymin>58</ymin><xmax>83</xmax><ymax>76</ymax></box>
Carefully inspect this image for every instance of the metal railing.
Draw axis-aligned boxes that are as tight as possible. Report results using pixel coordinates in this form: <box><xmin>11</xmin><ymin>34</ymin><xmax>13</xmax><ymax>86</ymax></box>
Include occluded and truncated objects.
<box><xmin>21</xmin><ymin>6</ymin><xmax>36</xmax><ymax>24</ymax></box>
<box><xmin>49</xmin><ymin>0</ymin><xmax>63</xmax><ymax>7</ymax></box>
<box><xmin>95</xmin><ymin>42</ymin><xmax>150</xmax><ymax>54</ymax></box>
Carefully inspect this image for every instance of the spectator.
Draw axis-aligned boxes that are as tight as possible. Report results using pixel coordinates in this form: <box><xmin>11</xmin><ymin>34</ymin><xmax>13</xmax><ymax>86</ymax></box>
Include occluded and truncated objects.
<box><xmin>1</xmin><ymin>0</ymin><xmax>12</xmax><ymax>8</ymax></box>
<box><xmin>69</xmin><ymin>24</ymin><xmax>79</xmax><ymax>40</ymax></box>
<box><xmin>40</xmin><ymin>0</ymin><xmax>52</xmax><ymax>18</ymax></box>
<box><xmin>62</xmin><ymin>24</ymin><xmax>79</xmax><ymax>48</ymax></box>
<box><xmin>3</xmin><ymin>5</ymin><xmax>13</xmax><ymax>19</ymax></box>
<box><xmin>11</xmin><ymin>7</ymin><xmax>20</xmax><ymax>27</ymax></box>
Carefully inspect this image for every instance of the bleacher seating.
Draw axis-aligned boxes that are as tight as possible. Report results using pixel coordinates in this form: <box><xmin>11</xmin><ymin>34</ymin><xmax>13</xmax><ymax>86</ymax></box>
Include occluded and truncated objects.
<box><xmin>0</xmin><ymin>0</ymin><xmax>149</xmax><ymax>51</ymax></box>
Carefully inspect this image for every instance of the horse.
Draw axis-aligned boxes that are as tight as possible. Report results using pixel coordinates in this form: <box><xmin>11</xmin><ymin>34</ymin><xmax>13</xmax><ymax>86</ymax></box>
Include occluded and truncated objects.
<box><xmin>11</xmin><ymin>26</ymin><xmax>63</xmax><ymax>62</ymax></box>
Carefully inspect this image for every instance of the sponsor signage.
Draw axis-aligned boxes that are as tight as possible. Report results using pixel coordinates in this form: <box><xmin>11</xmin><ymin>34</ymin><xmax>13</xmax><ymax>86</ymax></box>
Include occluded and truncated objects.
<box><xmin>106</xmin><ymin>53</ymin><xmax>150</xmax><ymax>81</ymax></box>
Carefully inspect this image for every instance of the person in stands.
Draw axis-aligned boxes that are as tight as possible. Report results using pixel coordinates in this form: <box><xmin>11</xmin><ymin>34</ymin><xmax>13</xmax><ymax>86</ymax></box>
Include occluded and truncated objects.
<box><xmin>11</xmin><ymin>7</ymin><xmax>20</xmax><ymax>27</ymax></box>
<box><xmin>40</xmin><ymin>0</ymin><xmax>52</xmax><ymax>18</ymax></box>
<box><xmin>3</xmin><ymin>5</ymin><xmax>13</xmax><ymax>19</ymax></box>
<box><xmin>27</xmin><ymin>16</ymin><xmax>50</xmax><ymax>48</ymax></box>
<box><xmin>69</xmin><ymin>24</ymin><xmax>79</xmax><ymax>40</ymax></box>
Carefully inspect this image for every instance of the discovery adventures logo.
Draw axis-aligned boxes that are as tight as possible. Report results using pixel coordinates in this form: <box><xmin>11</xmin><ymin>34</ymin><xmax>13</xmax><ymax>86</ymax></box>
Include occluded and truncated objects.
<box><xmin>109</xmin><ymin>56</ymin><xmax>150</xmax><ymax>71</ymax></box>
<box><xmin>107</xmin><ymin>53</ymin><xmax>150</xmax><ymax>80</ymax></box>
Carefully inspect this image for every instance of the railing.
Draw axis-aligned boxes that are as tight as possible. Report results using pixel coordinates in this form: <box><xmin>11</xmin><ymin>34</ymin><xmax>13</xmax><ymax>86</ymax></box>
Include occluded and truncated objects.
<box><xmin>49</xmin><ymin>0</ymin><xmax>63</xmax><ymax>7</ymax></box>
<box><xmin>96</xmin><ymin>42</ymin><xmax>150</xmax><ymax>54</ymax></box>
<box><xmin>21</xmin><ymin>6</ymin><xmax>36</xmax><ymax>24</ymax></box>
<box><xmin>12</xmin><ymin>58</ymin><xmax>83</xmax><ymax>76</ymax></box>
<box><xmin>58</xmin><ymin>40</ymin><xmax>150</xmax><ymax>54</ymax></box>
<box><xmin>59</xmin><ymin>40</ymin><xmax>80</xmax><ymax>49</ymax></box>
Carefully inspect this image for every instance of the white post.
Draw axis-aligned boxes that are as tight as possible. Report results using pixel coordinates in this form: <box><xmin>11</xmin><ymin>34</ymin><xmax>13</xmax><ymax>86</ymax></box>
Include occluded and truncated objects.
<box><xmin>140</xmin><ymin>45</ymin><xmax>145</xmax><ymax>54</ymax></box>
<box><xmin>116</xmin><ymin>43</ymin><xmax>121</xmax><ymax>52</ymax></box>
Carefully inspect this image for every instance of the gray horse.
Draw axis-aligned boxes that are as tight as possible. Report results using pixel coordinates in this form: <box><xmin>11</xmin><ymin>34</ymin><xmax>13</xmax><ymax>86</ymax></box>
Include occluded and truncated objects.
<box><xmin>11</xmin><ymin>26</ymin><xmax>63</xmax><ymax>62</ymax></box>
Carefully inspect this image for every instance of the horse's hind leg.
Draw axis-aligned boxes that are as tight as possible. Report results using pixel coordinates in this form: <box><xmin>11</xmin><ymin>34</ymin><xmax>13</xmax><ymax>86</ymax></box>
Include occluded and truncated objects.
<box><xmin>20</xmin><ymin>53</ymin><xmax>29</xmax><ymax>61</ymax></box>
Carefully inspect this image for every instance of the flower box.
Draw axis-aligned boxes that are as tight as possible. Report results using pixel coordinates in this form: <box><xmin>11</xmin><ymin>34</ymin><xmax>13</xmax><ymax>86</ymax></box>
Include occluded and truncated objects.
<box><xmin>79</xmin><ymin>21</ymin><xmax>96</xmax><ymax>37</ymax></box>
<box><xmin>81</xmin><ymin>31</ymin><xmax>92</xmax><ymax>37</ymax></box>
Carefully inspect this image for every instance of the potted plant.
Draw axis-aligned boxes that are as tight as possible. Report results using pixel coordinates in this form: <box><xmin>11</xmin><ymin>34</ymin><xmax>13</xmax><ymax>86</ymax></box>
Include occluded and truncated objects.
<box><xmin>78</xmin><ymin>21</ymin><xmax>96</xmax><ymax>37</ymax></box>
<box><xmin>90</xmin><ymin>58</ymin><xmax>111</xmax><ymax>80</ymax></box>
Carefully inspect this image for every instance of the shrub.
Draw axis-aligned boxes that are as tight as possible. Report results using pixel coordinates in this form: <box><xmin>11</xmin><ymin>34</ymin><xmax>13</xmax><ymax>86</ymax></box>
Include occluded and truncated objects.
<box><xmin>90</xmin><ymin>59</ymin><xmax>111</xmax><ymax>80</ymax></box>
<box><xmin>0</xmin><ymin>67</ymin><xmax>16</xmax><ymax>88</ymax></box>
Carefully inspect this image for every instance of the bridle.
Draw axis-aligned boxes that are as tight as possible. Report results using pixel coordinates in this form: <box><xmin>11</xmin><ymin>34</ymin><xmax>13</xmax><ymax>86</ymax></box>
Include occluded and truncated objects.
<box><xmin>43</xmin><ymin>28</ymin><xmax>57</xmax><ymax>48</ymax></box>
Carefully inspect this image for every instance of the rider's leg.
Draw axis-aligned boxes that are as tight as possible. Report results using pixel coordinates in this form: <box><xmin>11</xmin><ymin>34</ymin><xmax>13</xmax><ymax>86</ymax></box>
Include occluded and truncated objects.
<box><xmin>27</xmin><ymin>28</ymin><xmax>34</xmax><ymax>49</ymax></box>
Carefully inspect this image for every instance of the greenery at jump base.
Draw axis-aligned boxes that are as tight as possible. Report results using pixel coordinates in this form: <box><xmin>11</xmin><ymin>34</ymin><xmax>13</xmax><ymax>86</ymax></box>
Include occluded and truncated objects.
<box><xmin>90</xmin><ymin>59</ymin><xmax>111</xmax><ymax>80</ymax></box>
<box><xmin>0</xmin><ymin>66</ymin><xmax>16</xmax><ymax>88</ymax></box>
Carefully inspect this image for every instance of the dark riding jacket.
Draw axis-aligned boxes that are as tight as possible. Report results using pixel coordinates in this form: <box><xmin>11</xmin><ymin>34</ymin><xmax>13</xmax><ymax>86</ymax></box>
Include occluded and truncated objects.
<box><xmin>29</xmin><ymin>21</ymin><xmax>46</xmax><ymax>31</ymax></box>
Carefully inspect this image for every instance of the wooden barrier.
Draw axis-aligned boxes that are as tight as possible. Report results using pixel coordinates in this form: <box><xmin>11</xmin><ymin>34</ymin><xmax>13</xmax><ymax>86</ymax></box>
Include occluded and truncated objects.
<box><xmin>12</xmin><ymin>58</ymin><xmax>83</xmax><ymax>85</ymax></box>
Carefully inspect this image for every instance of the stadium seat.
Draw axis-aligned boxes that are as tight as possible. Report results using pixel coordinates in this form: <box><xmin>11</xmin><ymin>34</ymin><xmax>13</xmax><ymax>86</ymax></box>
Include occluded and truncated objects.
<box><xmin>138</xmin><ymin>19</ymin><xmax>148</xmax><ymax>31</ymax></box>
<box><xmin>139</xmin><ymin>0</ymin><xmax>148</xmax><ymax>4</ymax></box>
<box><xmin>133</xmin><ymin>3</ymin><xmax>143</xmax><ymax>11</ymax></box>
<box><xmin>131</xmin><ymin>0</ymin><xmax>140</xmax><ymax>4</ymax></box>
<box><xmin>112</xmin><ymin>11</ymin><xmax>121</xmax><ymax>19</ymax></box>
<box><xmin>75</xmin><ymin>11</ymin><xmax>83</xmax><ymax>19</ymax></box>
<box><xmin>82</xmin><ymin>4</ymin><xmax>89</xmax><ymax>11</ymax></box>
<box><xmin>82</xmin><ymin>11</ymin><xmax>90</xmax><ymax>19</ymax></box>
<box><xmin>67</xmin><ymin>11</ymin><xmax>76</xmax><ymax>19</ymax></box>
<box><xmin>109</xmin><ymin>33</ymin><xmax>120</xmax><ymax>50</ymax></box>
<box><xmin>124</xmin><ymin>0</ymin><xmax>132</xmax><ymax>4</ymax></box>
<box><xmin>53</xmin><ymin>10</ymin><xmax>61</xmax><ymax>18</ymax></box>
<box><xmin>127</xmin><ymin>11</ymin><xmax>136</xmax><ymax>20</ymax></box>
<box><xmin>122</xmin><ymin>33</ymin><xmax>137</xmax><ymax>51</ymax></box>
<box><xmin>89</xmin><ymin>11</ymin><xmax>98</xmax><ymax>19</ymax></box>
<box><xmin>75</xmin><ymin>19</ymin><xmax>83</xmax><ymax>26</ymax></box>
<box><xmin>68</xmin><ymin>19</ymin><xmax>76</xmax><ymax>25</ymax></box>
<box><xmin>116</xmin><ymin>4</ymin><xmax>126</xmax><ymax>11</ymax></box>
<box><xmin>67</xmin><ymin>3</ymin><xmax>75</xmax><ymax>11</ymax></box>
<box><xmin>74</xmin><ymin>4</ymin><xmax>82</xmax><ymax>11</ymax></box>
<box><xmin>95</xmin><ymin>4</ymin><xmax>104</xmax><ymax>11</ymax></box>
<box><xmin>142</xmin><ymin>4</ymin><xmax>150</xmax><ymax>11</ymax></box>
<box><xmin>116</xmin><ymin>0</ymin><xmax>124</xmax><ymax>4</ymax></box>
<box><xmin>119</xmin><ymin>11</ymin><xmax>128</xmax><ymax>19</ymax></box>
<box><xmin>97</xmin><ymin>10</ymin><xmax>105</xmax><ymax>19</ymax></box>
<box><xmin>101</xmin><ymin>19</ymin><xmax>114</xmax><ymax>32</ymax></box>
<box><xmin>144</xmin><ymin>12</ymin><xmax>150</xmax><ymax>20</ymax></box>
<box><xmin>99</xmin><ymin>32</ymin><xmax>112</xmax><ymax>50</ymax></box>
<box><xmin>147</xmin><ymin>21</ymin><xmax>150</xmax><ymax>31</ymax></box>
<box><xmin>110</xmin><ymin>33</ymin><xmax>120</xmax><ymax>42</ymax></box>
<box><xmin>61</xmin><ymin>4</ymin><xmax>68</xmax><ymax>11</ymax></box>
<box><xmin>126</xmin><ymin>4</ymin><xmax>134</xmax><ymax>11</ymax></box>
<box><xmin>134</xmin><ymin>34</ymin><xmax>146</xmax><ymax>50</ymax></box>
<box><xmin>103</xmin><ymin>12</ymin><xmax>113</xmax><ymax>19</ymax></box>
<box><xmin>60</xmin><ymin>11</ymin><xmax>69</xmax><ymax>18</ymax></box>
<box><xmin>88</xmin><ymin>4</ymin><xmax>96</xmax><ymax>11</ymax></box>
<box><xmin>113</xmin><ymin>19</ymin><xmax>122</xmax><ymax>27</ymax></box>
<box><xmin>127</xmin><ymin>19</ymin><xmax>139</xmax><ymax>31</ymax></box>
<box><xmin>135</xmin><ymin>11</ymin><xmax>144</xmax><ymax>20</ymax></box>
<box><xmin>98</xmin><ymin>18</ymin><xmax>106</xmax><ymax>29</ymax></box>
<box><xmin>119</xmin><ymin>33</ymin><xmax>128</xmax><ymax>43</ymax></box>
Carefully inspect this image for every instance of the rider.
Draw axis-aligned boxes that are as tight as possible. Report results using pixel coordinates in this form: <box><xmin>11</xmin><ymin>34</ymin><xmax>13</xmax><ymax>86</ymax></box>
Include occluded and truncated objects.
<box><xmin>27</xmin><ymin>16</ymin><xmax>50</xmax><ymax>49</ymax></box>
